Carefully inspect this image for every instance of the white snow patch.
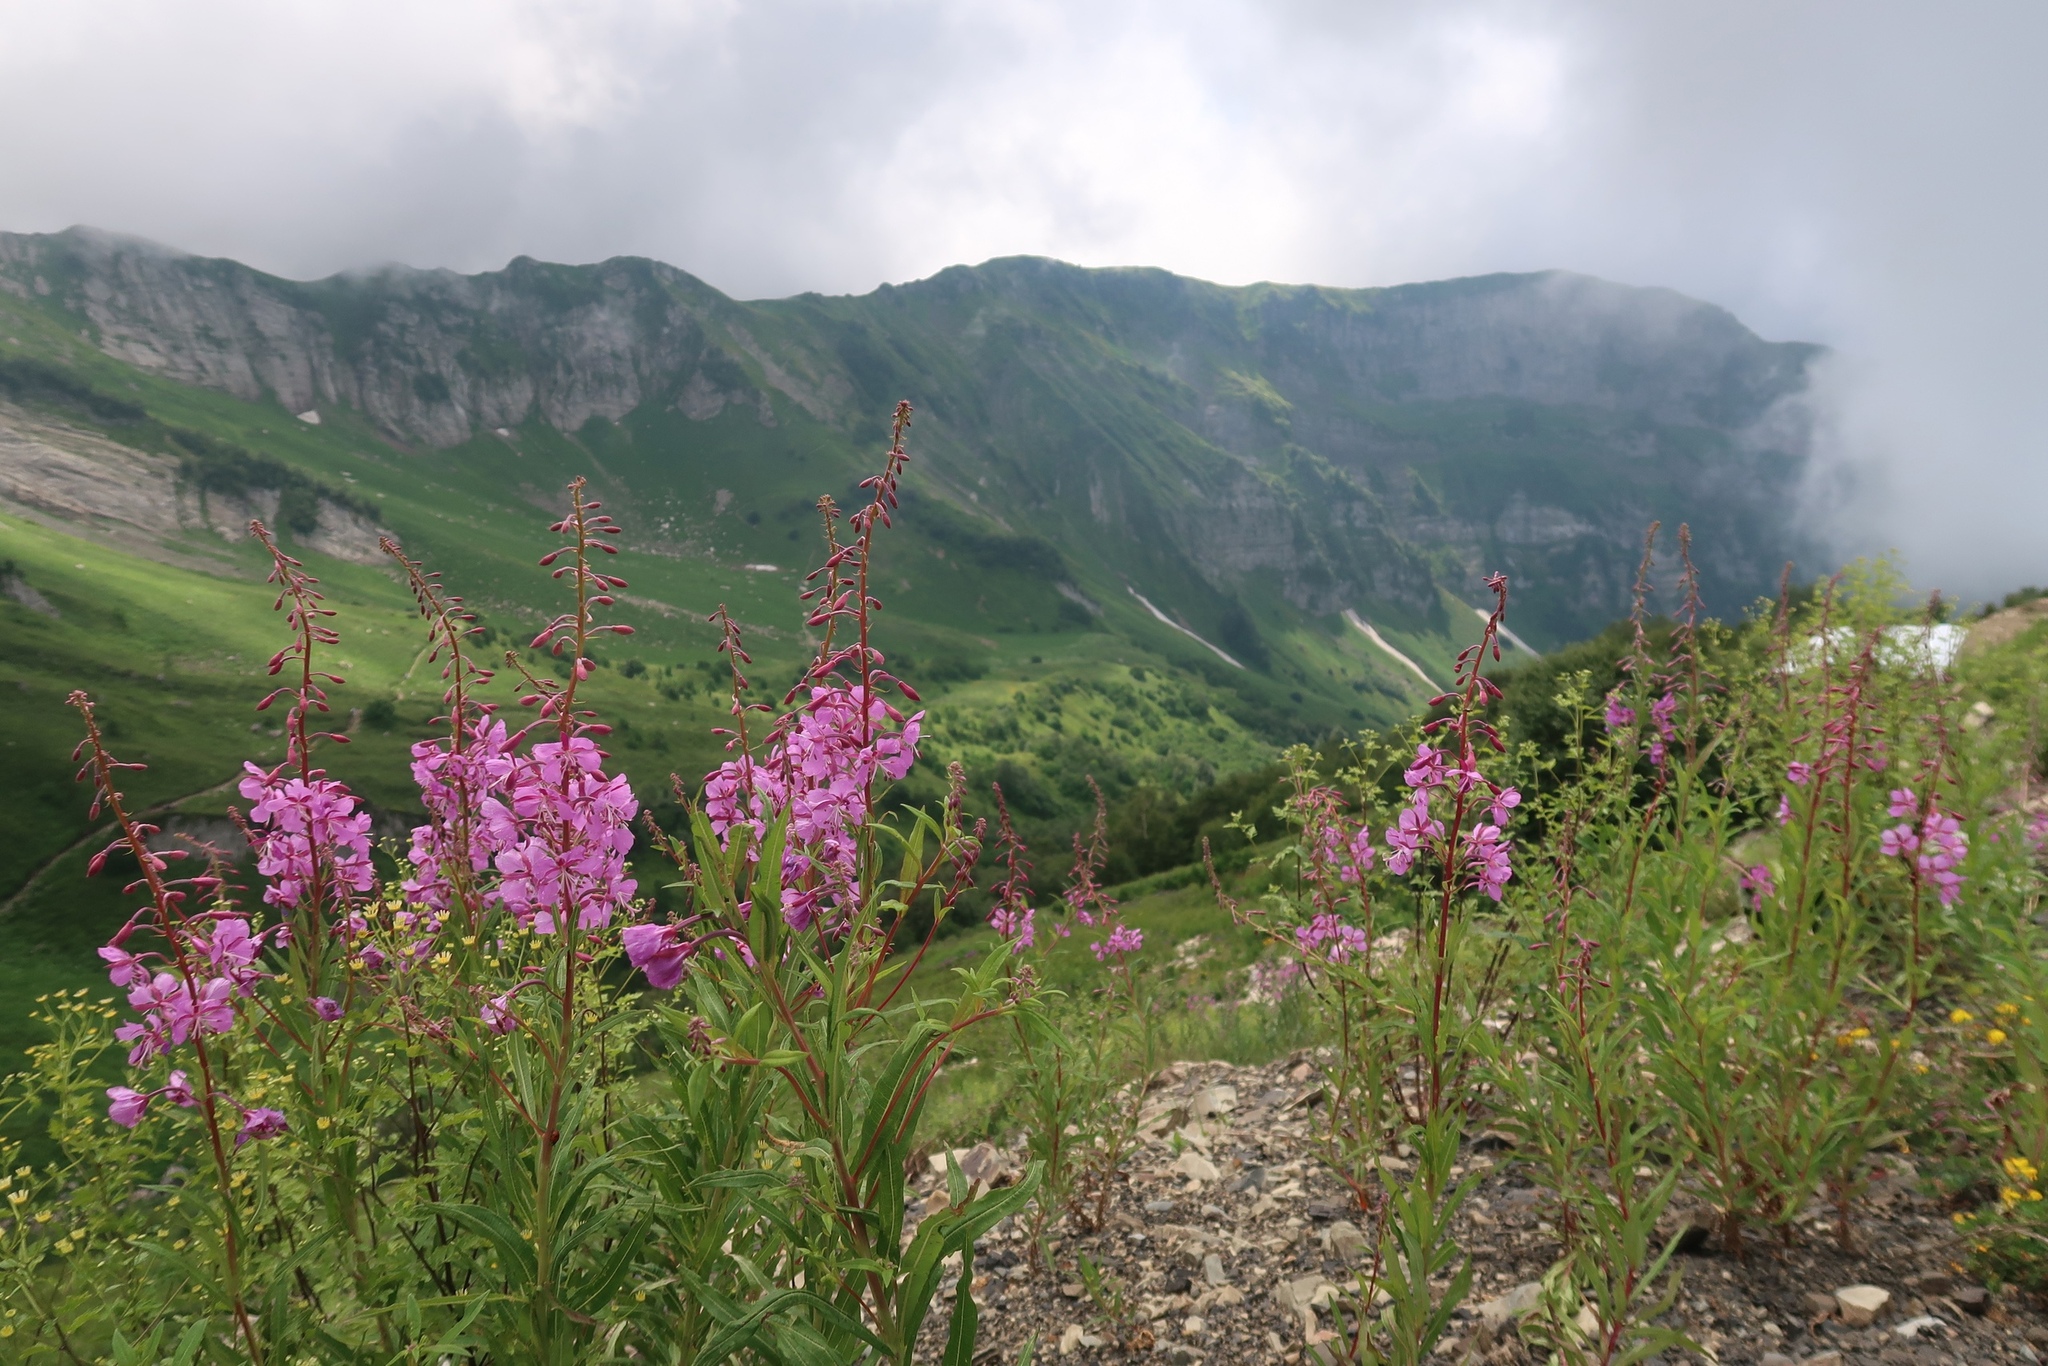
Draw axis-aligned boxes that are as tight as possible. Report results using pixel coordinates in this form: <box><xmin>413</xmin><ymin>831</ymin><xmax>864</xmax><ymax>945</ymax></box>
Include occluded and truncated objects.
<box><xmin>1127</xmin><ymin>587</ymin><xmax>1242</xmax><ymax>668</ymax></box>
<box><xmin>1345</xmin><ymin>610</ymin><xmax>1442</xmax><ymax>692</ymax></box>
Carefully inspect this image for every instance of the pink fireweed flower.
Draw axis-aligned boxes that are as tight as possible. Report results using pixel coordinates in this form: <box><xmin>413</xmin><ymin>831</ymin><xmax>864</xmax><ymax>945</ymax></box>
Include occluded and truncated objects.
<box><xmin>1880</xmin><ymin>824</ymin><xmax>1920</xmax><ymax>858</ymax></box>
<box><xmin>1914</xmin><ymin>808</ymin><xmax>1969</xmax><ymax>907</ymax></box>
<box><xmin>1463</xmin><ymin>823</ymin><xmax>1513</xmax><ymax>901</ymax></box>
<box><xmin>484</xmin><ymin>736</ymin><xmax>639</xmax><ymax>933</ymax></box>
<box><xmin>1739</xmin><ymin>864</ymin><xmax>1775</xmax><ymax>910</ymax></box>
<box><xmin>1776</xmin><ymin>794</ymin><xmax>1793</xmax><ymax>827</ymax></box>
<box><xmin>1489</xmin><ymin>787</ymin><xmax>1521</xmax><ymax>827</ymax></box>
<box><xmin>1091</xmin><ymin>923</ymin><xmax>1143</xmax><ymax>962</ymax></box>
<box><xmin>238</xmin><ymin>763</ymin><xmax>376</xmax><ymax>911</ymax></box>
<box><xmin>1296</xmin><ymin>912</ymin><xmax>1369</xmax><ymax>964</ymax></box>
<box><xmin>106</xmin><ymin>1086</ymin><xmax>150</xmax><ymax>1128</ymax></box>
<box><xmin>162</xmin><ymin>1070</ymin><xmax>197</xmax><ymax>1107</ymax></box>
<box><xmin>1786</xmin><ymin>761</ymin><xmax>1813</xmax><ymax>787</ymax></box>
<box><xmin>988</xmin><ymin>901</ymin><xmax>1037</xmax><ymax>950</ymax></box>
<box><xmin>236</xmin><ymin>1107</ymin><xmax>288</xmax><ymax>1146</ymax></box>
<box><xmin>1339</xmin><ymin>826</ymin><xmax>1377</xmax><ymax>884</ymax></box>
<box><xmin>164</xmin><ymin>977</ymin><xmax>236</xmax><ymax>1044</ymax></box>
<box><xmin>114</xmin><ymin>1020</ymin><xmax>166</xmax><ymax>1067</ymax></box>
<box><xmin>97</xmin><ymin>943</ymin><xmax>147</xmax><ymax>987</ymax></box>
<box><xmin>479</xmin><ymin>992</ymin><xmax>519</xmax><ymax>1036</ymax></box>
<box><xmin>701</xmin><ymin>684</ymin><xmax>923</xmax><ymax>931</ymax></box>
<box><xmin>621</xmin><ymin>921</ymin><xmax>692</xmax><ymax>991</ymax></box>
<box><xmin>1404</xmin><ymin>743</ymin><xmax>1448</xmax><ymax>789</ymax></box>
<box><xmin>309</xmin><ymin>996</ymin><xmax>344</xmax><ymax>1022</ymax></box>
<box><xmin>1888</xmin><ymin>788</ymin><xmax>1920</xmax><ymax>821</ymax></box>
<box><xmin>1383</xmin><ymin>792</ymin><xmax>1443</xmax><ymax>876</ymax></box>
<box><xmin>1603</xmin><ymin>692</ymin><xmax>1635</xmax><ymax>730</ymax></box>
<box><xmin>199</xmin><ymin>917</ymin><xmax>269</xmax><ymax>994</ymax></box>
<box><xmin>404</xmin><ymin>718</ymin><xmax>517</xmax><ymax>913</ymax></box>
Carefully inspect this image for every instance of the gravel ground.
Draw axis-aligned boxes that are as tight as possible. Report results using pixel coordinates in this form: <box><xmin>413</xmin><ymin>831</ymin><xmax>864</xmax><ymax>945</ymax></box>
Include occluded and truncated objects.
<box><xmin>911</xmin><ymin>1054</ymin><xmax>2048</xmax><ymax>1366</ymax></box>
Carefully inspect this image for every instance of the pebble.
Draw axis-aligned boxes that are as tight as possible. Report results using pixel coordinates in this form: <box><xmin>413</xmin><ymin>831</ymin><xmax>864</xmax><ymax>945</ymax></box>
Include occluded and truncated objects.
<box><xmin>1760</xmin><ymin>1354</ymin><xmax>1794</xmax><ymax>1366</ymax></box>
<box><xmin>1955</xmin><ymin>1284</ymin><xmax>1989</xmax><ymax>1315</ymax></box>
<box><xmin>1190</xmin><ymin>1085</ymin><xmax>1237</xmax><ymax>1118</ymax></box>
<box><xmin>1804</xmin><ymin>1291</ymin><xmax>1840</xmax><ymax>1319</ymax></box>
<box><xmin>1475</xmin><ymin>1281</ymin><xmax>1543</xmax><ymax>1324</ymax></box>
<box><xmin>1893</xmin><ymin>1314</ymin><xmax>1944</xmax><ymax>1339</ymax></box>
<box><xmin>1202</xmin><ymin>1253</ymin><xmax>1228</xmax><ymax>1285</ymax></box>
<box><xmin>1835</xmin><ymin>1284</ymin><xmax>1890</xmax><ymax>1326</ymax></box>
<box><xmin>1182</xmin><ymin>1314</ymin><xmax>1208</xmax><ymax>1335</ymax></box>
<box><xmin>1275</xmin><ymin>1275</ymin><xmax>1340</xmax><ymax>1314</ymax></box>
<box><xmin>1143</xmin><ymin>1199</ymin><xmax>1177</xmax><ymax>1214</ymax></box>
<box><xmin>1172</xmin><ymin>1151</ymin><xmax>1221</xmax><ymax>1183</ymax></box>
<box><xmin>1322</xmin><ymin>1219</ymin><xmax>1369</xmax><ymax>1260</ymax></box>
<box><xmin>1806</xmin><ymin>1354</ymin><xmax>1844</xmax><ymax>1366</ymax></box>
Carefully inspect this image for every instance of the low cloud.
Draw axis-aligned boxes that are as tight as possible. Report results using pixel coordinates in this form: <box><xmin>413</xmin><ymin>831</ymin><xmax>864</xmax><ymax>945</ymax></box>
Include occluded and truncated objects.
<box><xmin>0</xmin><ymin>0</ymin><xmax>2039</xmax><ymax>597</ymax></box>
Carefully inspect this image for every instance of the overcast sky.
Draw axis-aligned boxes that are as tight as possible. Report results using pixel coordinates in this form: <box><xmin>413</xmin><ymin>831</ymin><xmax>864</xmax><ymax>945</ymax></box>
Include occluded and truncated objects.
<box><xmin>0</xmin><ymin>0</ymin><xmax>2040</xmax><ymax>598</ymax></box>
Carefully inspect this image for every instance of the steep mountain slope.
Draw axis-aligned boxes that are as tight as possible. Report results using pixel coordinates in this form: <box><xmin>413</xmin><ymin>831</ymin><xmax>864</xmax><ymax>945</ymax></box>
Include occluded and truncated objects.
<box><xmin>1</xmin><ymin>228</ymin><xmax>1819</xmax><ymax>648</ymax></box>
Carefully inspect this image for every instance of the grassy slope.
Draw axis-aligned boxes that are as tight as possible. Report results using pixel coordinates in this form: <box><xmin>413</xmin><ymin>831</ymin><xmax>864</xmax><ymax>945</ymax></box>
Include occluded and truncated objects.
<box><xmin>0</xmin><ymin>259</ymin><xmax>1707</xmax><ymax>1079</ymax></box>
<box><xmin>0</xmin><ymin>360</ymin><xmax>1317</xmax><ymax>1074</ymax></box>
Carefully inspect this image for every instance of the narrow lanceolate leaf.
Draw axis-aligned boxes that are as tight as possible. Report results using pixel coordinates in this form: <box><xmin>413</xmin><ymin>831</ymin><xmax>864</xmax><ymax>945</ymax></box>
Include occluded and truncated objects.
<box><xmin>941</xmin><ymin>1245</ymin><xmax>980</xmax><ymax>1366</ymax></box>
<box><xmin>421</xmin><ymin>1202</ymin><xmax>539</xmax><ymax>1287</ymax></box>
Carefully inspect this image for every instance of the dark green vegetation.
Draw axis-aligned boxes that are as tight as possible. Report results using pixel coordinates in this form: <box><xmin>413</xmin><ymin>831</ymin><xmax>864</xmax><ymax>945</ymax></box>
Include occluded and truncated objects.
<box><xmin>0</xmin><ymin>227</ymin><xmax>1821</xmax><ymax>1062</ymax></box>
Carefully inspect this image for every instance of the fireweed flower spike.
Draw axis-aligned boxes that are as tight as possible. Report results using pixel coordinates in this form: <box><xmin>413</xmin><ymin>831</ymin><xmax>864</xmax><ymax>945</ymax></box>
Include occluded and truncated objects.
<box><xmin>244</xmin><ymin>522</ymin><xmax>375</xmax><ymax>943</ymax></box>
<box><xmin>69</xmin><ymin>691</ymin><xmax>267</xmax><ymax>1359</ymax></box>
<box><xmin>1092</xmin><ymin>923</ymin><xmax>1144</xmax><ymax>962</ymax></box>
<box><xmin>385</xmin><ymin>535</ymin><xmax>506</xmax><ymax>931</ymax></box>
<box><xmin>987</xmin><ymin>783</ymin><xmax>1038</xmax><ymax>950</ymax></box>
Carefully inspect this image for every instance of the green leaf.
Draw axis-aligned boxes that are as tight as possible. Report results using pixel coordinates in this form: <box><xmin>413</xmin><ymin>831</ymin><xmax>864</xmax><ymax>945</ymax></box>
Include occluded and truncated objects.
<box><xmin>421</xmin><ymin>1201</ymin><xmax>539</xmax><ymax>1287</ymax></box>
<box><xmin>169</xmin><ymin>1319</ymin><xmax>208</xmax><ymax>1366</ymax></box>
<box><xmin>566</xmin><ymin>1214</ymin><xmax>651</xmax><ymax>1317</ymax></box>
<box><xmin>942</xmin><ymin>1246</ymin><xmax>980</xmax><ymax>1366</ymax></box>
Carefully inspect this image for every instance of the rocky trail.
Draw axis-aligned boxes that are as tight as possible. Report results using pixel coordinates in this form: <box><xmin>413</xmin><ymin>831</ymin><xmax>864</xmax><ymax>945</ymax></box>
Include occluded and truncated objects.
<box><xmin>910</xmin><ymin>1056</ymin><xmax>2048</xmax><ymax>1366</ymax></box>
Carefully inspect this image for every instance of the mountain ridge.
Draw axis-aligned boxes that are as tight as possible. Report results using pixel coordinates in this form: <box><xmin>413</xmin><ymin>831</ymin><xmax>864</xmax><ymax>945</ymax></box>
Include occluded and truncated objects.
<box><xmin>0</xmin><ymin>229</ymin><xmax>1820</xmax><ymax>646</ymax></box>
<box><xmin>0</xmin><ymin>223</ymin><xmax>1822</xmax><ymax>692</ymax></box>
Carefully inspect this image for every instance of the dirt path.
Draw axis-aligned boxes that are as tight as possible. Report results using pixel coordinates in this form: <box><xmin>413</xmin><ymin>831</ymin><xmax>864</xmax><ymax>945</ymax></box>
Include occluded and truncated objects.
<box><xmin>0</xmin><ymin>772</ymin><xmax>243</xmax><ymax>916</ymax></box>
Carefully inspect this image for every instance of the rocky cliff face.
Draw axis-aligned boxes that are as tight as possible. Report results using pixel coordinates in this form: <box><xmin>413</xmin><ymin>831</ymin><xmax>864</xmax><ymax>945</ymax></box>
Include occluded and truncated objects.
<box><xmin>0</xmin><ymin>229</ymin><xmax>1821</xmax><ymax>643</ymax></box>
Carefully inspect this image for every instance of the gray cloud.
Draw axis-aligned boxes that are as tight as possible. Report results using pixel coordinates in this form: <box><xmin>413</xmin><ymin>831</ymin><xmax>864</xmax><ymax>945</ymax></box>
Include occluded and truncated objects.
<box><xmin>0</xmin><ymin>0</ymin><xmax>2039</xmax><ymax>597</ymax></box>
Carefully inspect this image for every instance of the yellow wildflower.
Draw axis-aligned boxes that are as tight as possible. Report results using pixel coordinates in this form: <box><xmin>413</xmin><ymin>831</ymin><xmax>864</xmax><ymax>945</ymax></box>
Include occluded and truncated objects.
<box><xmin>1990</xmin><ymin>1029</ymin><xmax>2010</xmax><ymax>1045</ymax></box>
<box><xmin>1998</xmin><ymin>1002</ymin><xmax>2020</xmax><ymax>1017</ymax></box>
<box><xmin>1952</xmin><ymin>1009</ymin><xmax>1975</xmax><ymax>1024</ymax></box>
